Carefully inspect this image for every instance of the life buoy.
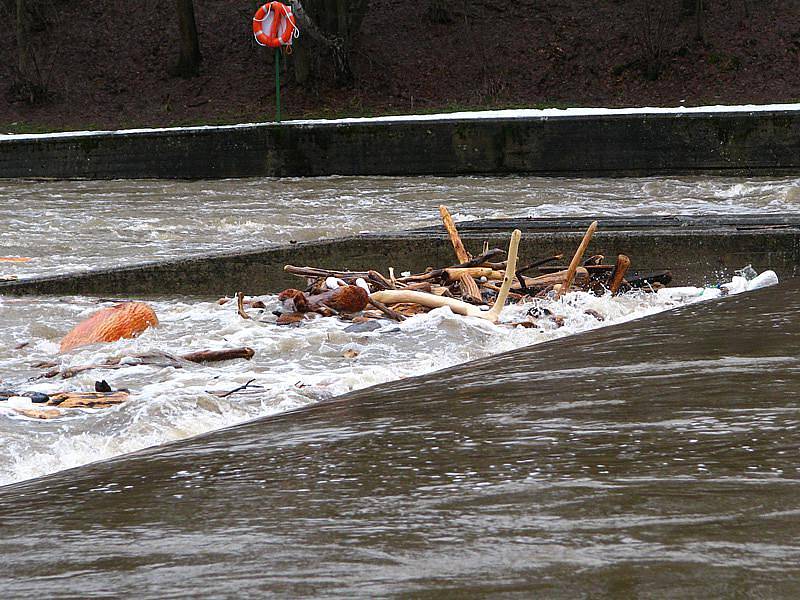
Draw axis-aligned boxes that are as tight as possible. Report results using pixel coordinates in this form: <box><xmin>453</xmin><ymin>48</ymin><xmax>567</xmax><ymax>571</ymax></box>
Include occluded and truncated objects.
<box><xmin>253</xmin><ymin>2</ymin><xmax>298</xmax><ymax>48</ymax></box>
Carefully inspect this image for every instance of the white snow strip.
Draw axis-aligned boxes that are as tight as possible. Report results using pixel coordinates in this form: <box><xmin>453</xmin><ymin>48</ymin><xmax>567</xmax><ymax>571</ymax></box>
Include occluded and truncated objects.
<box><xmin>3</xmin><ymin>103</ymin><xmax>800</xmax><ymax>141</ymax></box>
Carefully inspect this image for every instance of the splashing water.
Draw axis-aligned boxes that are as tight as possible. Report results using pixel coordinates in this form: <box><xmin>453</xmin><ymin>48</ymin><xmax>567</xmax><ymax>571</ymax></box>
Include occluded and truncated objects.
<box><xmin>0</xmin><ymin>268</ymin><xmax>777</xmax><ymax>486</ymax></box>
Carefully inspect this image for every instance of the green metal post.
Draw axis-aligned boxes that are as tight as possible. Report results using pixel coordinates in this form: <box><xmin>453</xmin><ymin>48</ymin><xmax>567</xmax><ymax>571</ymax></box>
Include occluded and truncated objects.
<box><xmin>275</xmin><ymin>49</ymin><xmax>281</xmax><ymax>123</ymax></box>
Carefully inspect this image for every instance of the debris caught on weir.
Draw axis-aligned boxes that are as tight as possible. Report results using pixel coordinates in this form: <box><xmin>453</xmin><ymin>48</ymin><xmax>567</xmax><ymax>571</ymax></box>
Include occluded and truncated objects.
<box><xmin>8</xmin><ymin>205</ymin><xmax>781</xmax><ymax>421</ymax></box>
<box><xmin>273</xmin><ymin>205</ymin><xmax>677</xmax><ymax>328</ymax></box>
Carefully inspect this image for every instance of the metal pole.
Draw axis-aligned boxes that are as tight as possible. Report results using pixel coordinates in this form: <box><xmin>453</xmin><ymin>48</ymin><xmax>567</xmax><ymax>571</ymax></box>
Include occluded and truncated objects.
<box><xmin>275</xmin><ymin>49</ymin><xmax>281</xmax><ymax>123</ymax></box>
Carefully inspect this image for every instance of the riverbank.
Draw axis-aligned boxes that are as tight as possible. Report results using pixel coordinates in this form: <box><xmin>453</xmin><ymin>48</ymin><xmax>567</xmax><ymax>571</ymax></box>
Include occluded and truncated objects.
<box><xmin>3</xmin><ymin>1</ymin><xmax>799</xmax><ymax>133</ymax></box>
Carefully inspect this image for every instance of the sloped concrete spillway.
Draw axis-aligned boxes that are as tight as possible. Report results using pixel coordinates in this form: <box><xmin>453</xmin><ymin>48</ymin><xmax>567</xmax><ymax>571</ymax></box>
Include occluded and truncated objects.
<box><xmin>1</xmin><ymin>215</ymin><xmax>798</xmax><ymax>297</ymax></box>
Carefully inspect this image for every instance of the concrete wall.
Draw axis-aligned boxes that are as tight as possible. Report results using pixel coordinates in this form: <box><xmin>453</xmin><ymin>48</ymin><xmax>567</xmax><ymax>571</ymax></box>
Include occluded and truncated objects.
<box><xmin>2</xmin><ymin>109</ymin><xmax>800</xmax><ymax>179</ymax></box>
<box><xmin>2</xmin><ymin>218</ymin><xmax>798</xmax><ymax>297</ymax></box>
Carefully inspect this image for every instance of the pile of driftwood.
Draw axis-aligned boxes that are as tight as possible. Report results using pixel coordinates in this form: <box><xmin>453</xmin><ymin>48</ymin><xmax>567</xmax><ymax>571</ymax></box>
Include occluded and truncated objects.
<box><xmin>267</xmin><ymin>206</ymin><xmax>671</xmax><ymax>327</ymax></box>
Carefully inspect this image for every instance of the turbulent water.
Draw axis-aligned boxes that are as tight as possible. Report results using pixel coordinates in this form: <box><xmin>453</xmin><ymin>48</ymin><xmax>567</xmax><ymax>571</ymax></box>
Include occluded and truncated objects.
<box><xmin>0</xmin><ymin>283</ymin><xmax>748</xmax><ymax>486</ymax></box>
<box><xmin>1</xmin><ymin>280</ymin><xmax>798</xmax><ymax>597</ymax></box>
<box><xmin>0</xmin><ymin>174</ymin><xmax>791</xmax><ymax>486</ymax></box>
<box><xmin>2</xmin><ymin>175</ymin><xmax>800</xmax><ymax>278</ymax></box>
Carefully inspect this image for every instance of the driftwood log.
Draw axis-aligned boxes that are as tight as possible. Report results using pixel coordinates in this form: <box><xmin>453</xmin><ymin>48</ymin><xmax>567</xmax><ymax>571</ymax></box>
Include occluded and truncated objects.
<box><xmin>48</xmin><ymin>391</ymin><xmax>130</xmax><ymax>408</ymax></box>
<box><xmin>609</xmin><ymin>254</ymin><xmax>632</xmax><ymax>295</ymax></box>
<box><xmin>43</xmin><ymin>347</ymin><xmax>255</xmax><ymax>379</ymax></box>
<box><xmin>371</xmin><ymin>229</ymin><xmax>522</xmax><ymax>324</ymax></box>
<box><xmin>556</xmin><ymin>221</ymin><xmax>598</xmax><ymax>298</ymax></box>
<box><xmin>439</xmin><ymin>205</ymin><xmax>482</xmax><ymax>303</ymax></box>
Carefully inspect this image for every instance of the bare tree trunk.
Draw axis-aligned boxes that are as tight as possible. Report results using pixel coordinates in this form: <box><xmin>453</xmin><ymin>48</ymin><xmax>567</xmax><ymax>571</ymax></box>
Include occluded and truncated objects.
<box><xmin>16</xmin><ymin>0</ymin><xmax>32</xmax><ymax>76</ymax></box>
<box><xmin>173</xmin><ymin>0</ymin><xmax>201</xmax><ymax>77</ymax></box>
<box><xmin>427</xmin><ymin>0</ymin><xmax>452</xmax><ymax>23</ymax></box>
<box><xmin>695</xmin><ymin>0</ymin><xmax>705</xmax><ymax>43</ymax></box>
<box><xmin>289</xmin><ymin>0</ymin><xmax>357</xmax><ymax>86</ymax></box>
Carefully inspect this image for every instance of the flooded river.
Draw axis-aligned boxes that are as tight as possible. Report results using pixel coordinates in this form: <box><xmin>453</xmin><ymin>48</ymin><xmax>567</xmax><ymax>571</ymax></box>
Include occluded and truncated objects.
<box><xmin>0</xmin><ymin>174</ymin><xmax>791</xmax><ymax>486</ymax></box>
<box><xmin>0</xmin><ymin>173</ymin><xmax>796</xmax><ymax>595</ymax></box>
<box><xmin>2</xmin><ymin>175</ymin><xmax>800</xmax><ymax>278</ymax></box>
<box><xmin>1</xmin><ymin>281</ymin><xmax>798</xmax><ymax>597</ymax></box>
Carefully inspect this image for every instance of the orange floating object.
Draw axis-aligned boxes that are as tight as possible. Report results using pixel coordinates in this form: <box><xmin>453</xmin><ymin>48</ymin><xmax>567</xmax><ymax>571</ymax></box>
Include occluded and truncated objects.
<box><xmin>252</xmin><ymin>2</ymin><xmax>297</xmax><ymax>48</ymax></box>
<box><xmin>0</xmin><ymin>257</ymin><xmax>31</xmax><ymax>263</ymax></box>
<box><xmin>60</xmin><ymin>302</ymin><xmax>159</xmax><ymax>353</ymax></box>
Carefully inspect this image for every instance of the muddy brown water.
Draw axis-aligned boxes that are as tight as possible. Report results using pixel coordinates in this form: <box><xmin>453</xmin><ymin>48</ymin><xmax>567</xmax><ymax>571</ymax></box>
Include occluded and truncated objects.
<box><xmin>1</xmin><ymin>280</ymin><xmax>798</xmax><ymax>597</ymax></box>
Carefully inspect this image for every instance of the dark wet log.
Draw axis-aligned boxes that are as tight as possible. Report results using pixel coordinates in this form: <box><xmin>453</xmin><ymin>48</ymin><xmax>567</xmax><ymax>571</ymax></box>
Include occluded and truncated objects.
<box><xmin>538</xmin><ymin>264</ymin><xmax>613</xmax><ymax>274</ymax></box>
<box><xmin>481</xmin><ymin>282</ymin><xmax>524</xmax><ymax>300</ymax></box>
<box><xmin>284</xmin><ymin>265</ymin><xmax>372</xmax><ymax>280</ymax></box>
<box><xmin>626</xmin><ymin>270</ymin><xmax>673</xmax><ymax>288</ymax></box>
<box><xmin>368</xmin><ymin>298</ymin><xmax>407</xmax><ymax>321</ymax></box>
<box><xmin>516</xmin><ymin>268</ymin><xmax>589</xmax><ymax>293</ymax></box>
<box><xmin>455</xmin><ymin>248</ymin><xmax>506</xmax><ymax>268</ymax></box>
<box><xmin>515</xmin><ymin>254</ymin><xmax>564</xmax><ymax>278</ymax></box>
<box><xmin>182</xmin><ymin>347</ymin><xmax>255</xmax><ymax>363</ymax></box>
<box><xmin>44</xmin><ymin>348</ymin><xmax>254</xmax><ymax>379</ymax></box>
<box><xmin>368</xmin><ymin>270</ymin><xmax>394</xmax><ymax>290</ymax></box>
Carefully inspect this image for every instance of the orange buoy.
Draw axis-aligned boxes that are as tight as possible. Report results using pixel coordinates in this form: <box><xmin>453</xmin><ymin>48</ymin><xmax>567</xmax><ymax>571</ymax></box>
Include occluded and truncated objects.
<box><xmin>60</xmin><ymin>302</ymin><xmax>159</xmax><ymax>353</ymax></box>
<box><xmin>252</xmin><ymin>2</ymin><xmax>297</xmax><ymax>48</ymax></box>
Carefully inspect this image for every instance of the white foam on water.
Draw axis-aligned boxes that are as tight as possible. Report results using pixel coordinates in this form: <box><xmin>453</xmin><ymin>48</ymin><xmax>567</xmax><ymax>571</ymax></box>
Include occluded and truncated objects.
<box><xmin>0</xmin><ymin>272</ymin><xmax>776</xmax><ymax>486</ymax></box>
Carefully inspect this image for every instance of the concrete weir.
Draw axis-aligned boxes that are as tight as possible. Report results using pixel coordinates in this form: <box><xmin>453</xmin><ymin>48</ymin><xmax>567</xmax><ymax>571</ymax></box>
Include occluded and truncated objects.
<box><xmin>2</xmin><ymin>105</ymin><xmax>800</xmax><ymax>179</ymax></box>
<box><xmin>1</xmin><ymin>216</ymin><xmax>798</xmax><ymax>297</ymax></box>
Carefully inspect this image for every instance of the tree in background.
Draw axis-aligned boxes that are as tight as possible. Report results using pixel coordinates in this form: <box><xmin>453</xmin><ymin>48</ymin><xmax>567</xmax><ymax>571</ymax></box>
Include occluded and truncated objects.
<box><xmin>288</xmin><ymin>0</ymin><xmax>369</xmax><ymax>87</ymax></box>
<box><xmin>173</xmin><ymin>0</ymin><xmax>202</xmax><ymax>77</ymax></box>
<box><xmin>635</xmin><ymin>0</ymin><xmax>678</xmax><ymax>81</ymax></box>
<box><xmin>427</xmin><ymin>0</ymin><xmax>452</xmax><ymax>24</ymax></box>
<box><xmin>9</xmin><ymin>0</ymin><xmax>55</xmax><ymax>103</ymax></box>
<box><xmin>15</xmin><ymin>0</ymin><xmax>32</xmax><ymax>78</ymax></box>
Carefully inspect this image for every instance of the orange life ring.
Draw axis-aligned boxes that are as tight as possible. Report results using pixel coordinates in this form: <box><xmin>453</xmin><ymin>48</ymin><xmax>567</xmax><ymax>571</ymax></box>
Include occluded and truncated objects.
<box><xmin>253</xmin><ymin>2</ymin><xmax>297</xmax><ymax>48</ymax></box>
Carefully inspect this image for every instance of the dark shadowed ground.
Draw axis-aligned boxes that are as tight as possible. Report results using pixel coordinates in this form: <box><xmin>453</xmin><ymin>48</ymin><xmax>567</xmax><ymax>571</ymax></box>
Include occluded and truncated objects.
<box><xmin>2</xmin><ymin>0</ymin><xmax>799</xmax><ymax>131</ymax></box>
